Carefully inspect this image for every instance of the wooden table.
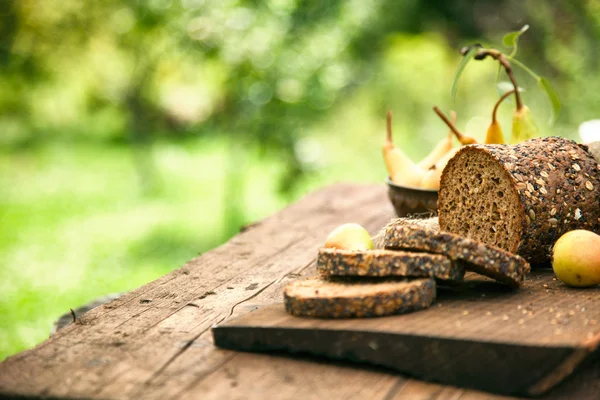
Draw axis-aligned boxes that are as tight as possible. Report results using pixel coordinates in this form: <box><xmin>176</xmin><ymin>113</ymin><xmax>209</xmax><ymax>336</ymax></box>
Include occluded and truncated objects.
<box><xmin>1</xmin><ymin>183</ymin><xmax>598</xmax><ymax>399</ymax></box>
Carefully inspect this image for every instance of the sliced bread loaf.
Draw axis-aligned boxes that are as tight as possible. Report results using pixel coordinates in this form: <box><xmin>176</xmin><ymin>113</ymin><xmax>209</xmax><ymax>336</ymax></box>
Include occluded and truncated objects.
<box><xmin>438</xmin><ymin>136</ymin><xmax>600</xmax><ymax>264</ymax></box>
<box><xmin>284</xmin><ymin>277</ymin><xmax>436</xmax><ymax>318</ymax></box>
<box><xmin>317</xmin><ymin>248</ymin><xmax>464</xmax><ymax>284</ymax></box>
<box><xmin>383</xmin><ymin>225</ymin><xmax>530</xmax><ymax>287</ymax></box>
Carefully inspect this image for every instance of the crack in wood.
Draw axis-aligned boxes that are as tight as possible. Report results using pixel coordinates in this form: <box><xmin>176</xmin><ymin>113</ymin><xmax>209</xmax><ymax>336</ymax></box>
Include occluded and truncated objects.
<box><xmin>173</xmin><ymin>353</ymin><xmax>240</xmax><ymax>399</ymax></box>
<box><xmin>139</xmin><ymin>271</ymin><xmax>294</xmax><ymax>394</ymax></box>
<box><xmin>141</xmin><ymin>322</ymin><xmax>221</xmax><ymax>390</ymax></box>
<box><xmin>382</xmin><ymin>378</ymin><xmax>409</xmax><ymax>400</ymax></box>
<box><xmin>133</xmin><ymin>237</ymin><xmax>310</xmax><ymax>338</ymax></box>
<box><xmin>138</xmin><ymin>251</ymin><xmax>303</xmax><ymax>389</ymax></box>
<box><xmin>226</xmin><ymin>279</ymin><xmax>278</xmax><ymax>320</ymax></box>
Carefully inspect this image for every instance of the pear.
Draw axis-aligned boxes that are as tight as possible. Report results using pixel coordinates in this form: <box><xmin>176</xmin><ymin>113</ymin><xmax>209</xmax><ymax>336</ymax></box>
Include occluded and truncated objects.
<box><xmin>484</xmin><ymin>89</ymin><xmax>514</xmax><ymax>145</ymax></box>
<box><xmin>383</xmin><ymin>111</ymin><xmax>425</xmax><ymax>187</ymax></box>
<box><xmin>417</xmin><ymin>111</ymin><xmax>456</xmax><ymax>170</ymax></box>
<box><xmin>551</xmin><ymin>229</ymin><xmax>600</xmax><ymax>287</ymax></box>
<box><xmin>484</xmin><ymin>121</ymin><xmax>505</xmax><ymax>145</ymax></box>
<box><xmin>419</xmin><ymin>147</ymin><xmax>461</xmax><ymax>190</ymax></box>
<box><xmin>419</xmin><ymin>167</ymin><xmax>440</xmax><ymax>190</ymax></box>
<box><xmin>510</xmin><ymin>104</ymin><xmax>539</xmax><ymax>144</ymax></box>
<box><xmin>417</xmin><ymin>132</ymin><xmax>453</xmax><ymax>171</ymax></box>
<box><xmin>324</xmin><ymin>223</ymin><xmax>374</xmax><ymax>251</ymax></box>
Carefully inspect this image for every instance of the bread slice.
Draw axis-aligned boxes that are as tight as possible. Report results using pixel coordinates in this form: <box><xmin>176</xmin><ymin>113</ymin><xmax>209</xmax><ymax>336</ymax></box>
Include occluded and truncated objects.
<box><xmin>383</xmin><ymin>225</ymin><xmax>530</xmax><ymax>287</ymax></box>
<box><xmin>317</xmin><ymin>248</ymin><xmax>464</xmax><ymax>284</ymax></box>
<box><xmin>284</xmin><ymin>277</ymin><xmax>436</xmax><ymax>318</ymax></box>
<box><xmin>438</xmin><ymin>136</ymin><xmax>600</xmax><ymax>264</ymax></box>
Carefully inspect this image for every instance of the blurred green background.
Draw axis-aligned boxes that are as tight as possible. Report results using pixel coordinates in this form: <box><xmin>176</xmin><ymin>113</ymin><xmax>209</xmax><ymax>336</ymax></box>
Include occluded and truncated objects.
<box><xmin>1</xmin><ymin>0</ymin><xmax>599</xmax><ymax>361</ymax></box>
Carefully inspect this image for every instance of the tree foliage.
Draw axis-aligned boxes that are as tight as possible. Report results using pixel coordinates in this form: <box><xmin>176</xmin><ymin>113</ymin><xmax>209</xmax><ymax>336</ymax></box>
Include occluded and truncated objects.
<box><xmin>1</xmin><ymin>0</ymin><xmax>599</xmax><ymax>193</ymax></box>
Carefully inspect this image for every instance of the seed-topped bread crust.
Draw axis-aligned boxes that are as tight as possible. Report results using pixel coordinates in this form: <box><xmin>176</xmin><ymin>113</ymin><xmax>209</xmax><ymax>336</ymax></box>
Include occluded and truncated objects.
<box><xmin>438</xmin><ymin>136</ymin><xmax>600</xmax><ymax>264</ymax></box>
<box><xmin>374</xmin><ymin>217</ymin><xmax>439</xmax><ymax>249</ymax></box>
<box><xmin>284</xmin><ymin>277</ymin><xmax>436</xmax><ymax>318</ymax></box>
<box><xmin>317</xmin><ymin>248</ymin><xmax>464</xmax><ymax>284</ymax></box>
<box><xmin>383</xmin><ymin>225</ymin><xmax>530</xmax><ymax>287</ymax></box>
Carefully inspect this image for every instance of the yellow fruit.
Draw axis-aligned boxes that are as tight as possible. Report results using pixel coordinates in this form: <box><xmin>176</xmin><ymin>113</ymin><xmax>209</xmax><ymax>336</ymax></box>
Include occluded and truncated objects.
<box><xmin>383</xmin><ymin>111</ymin><xmax>425</xmax><ymax>187</ymax></box>
<box><xmin>551</xmin><ymin>229</ymin><xmax>600</xmax><ymax>287</ymax></box>
<box><xmin>419</xmin><ymin>147</ymin><xmax>461</xmax><ymax>190</ymax></box>
<box><xmin>484</xmin><ymin>120</ymin><xmax>505</xmax><ymax>145</ymax></box>
<box><xmin>484</xmin><ymin>89</ymin><xmax>514</xmax><ymax>145</ymax></box>
<box><xmin>384</xmin><ymin>145</ymin><xmax>424</xmax><ymax>188</ymax></box>
<box><xmin>417</xmin><ymin>132</ymin><xmax>453</xmax><ymax>171</ymax></box>
<box><xmin>510</xmin><ymin>105</ymin><xmax>539</xmax><ymax>144</ymax></box>
<box><xmin>417</xmin><ymin>110</ymin><xmax>456</xmax><ymax>171</ymax></box>
<box><xmin>324</xmin><ymin>223</ymin><xmax>374</xmax><ymax>251</ymax></box>
<box><xmin>419</xmin><ymin>167</ymin><xmax>441</xmax><ymax>190</ymax></box>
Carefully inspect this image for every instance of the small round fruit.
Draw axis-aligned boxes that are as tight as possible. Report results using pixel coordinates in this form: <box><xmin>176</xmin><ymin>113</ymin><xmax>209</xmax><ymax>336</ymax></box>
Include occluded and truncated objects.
<box><xmin>551</xmin><ymin>229</ymin><xmax>600</xmax><ymax>288</ymax></box>
<box><xmin>324</xmin><ymin>223</ymin><xmax>374</xmax><ymax>251</ymax></box>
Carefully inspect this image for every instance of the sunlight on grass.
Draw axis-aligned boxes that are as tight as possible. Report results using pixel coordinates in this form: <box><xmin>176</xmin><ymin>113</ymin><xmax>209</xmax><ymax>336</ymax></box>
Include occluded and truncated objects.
<box><xmin>0</xmin><ymin>137</ymin><xmax>290</xmax><ymax>360</ymax></box>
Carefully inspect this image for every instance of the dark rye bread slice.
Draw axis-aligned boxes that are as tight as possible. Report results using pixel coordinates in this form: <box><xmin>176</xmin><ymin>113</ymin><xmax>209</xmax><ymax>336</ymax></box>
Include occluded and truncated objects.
<box><xmin>284</xmin><ymin>277</ymin><xmax>436</xmax><ymax>318</ymax></box>
<box><xmin>438</xmin><ymin>136</ymin><xmax>600</xmax><ymax>264</ymax></box>
<box><xmin>383</xmin><ymin>225</ymin><xmax>530</xmax><ymax>287</ymax></box>
<box><xmin>316</xmin><ymin>248</ymin><xmax>464</xmax><ymax>284</ymax></box>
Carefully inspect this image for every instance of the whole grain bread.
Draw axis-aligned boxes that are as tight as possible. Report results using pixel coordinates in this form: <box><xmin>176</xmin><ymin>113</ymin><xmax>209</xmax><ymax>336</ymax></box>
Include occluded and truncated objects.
<box><xmin>383</xmin><ymin>225</ymin><xmax>530</xmax><ymax>287</ymax></box>
<box><xmin>373</xmin><ymin>216</ymin><xmax>439</xmax><ymax>249</ymax></box>
<box><xmin>317</xmin><ymin>248</ymin><xmax>464</xmax><ymax>284</ymax></box>
<box><xmin>284</xmin><ymin>276</ymin><xmax>436</xmax><ymax>318</ymax></box>
<box><xmin>438</xmin><ymin>137</ymin><xmax>600</xmax><ymax>264</ymax></box>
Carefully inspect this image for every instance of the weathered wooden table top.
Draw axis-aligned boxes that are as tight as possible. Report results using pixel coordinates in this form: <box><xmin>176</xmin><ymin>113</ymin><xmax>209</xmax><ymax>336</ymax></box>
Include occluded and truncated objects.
<box><xmin>1</xmin><ymin>183</ymin><xmax>598</xmax><ymax>400</ymax></box>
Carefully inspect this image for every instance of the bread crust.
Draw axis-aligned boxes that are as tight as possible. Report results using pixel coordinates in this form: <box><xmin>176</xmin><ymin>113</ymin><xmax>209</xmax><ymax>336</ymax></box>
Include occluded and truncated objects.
<box><xmin>373</xmin><ymin>217</ymin><xmax>439</xmax><ymax>249</ymax></box>
<box><xmin>383</xmin><ymin>225</ymin><xmax>530</xmax><ymax>287</ymax></box>
<box><xmin>317</xmin><ymin>248</ymin><xmax>464</xmax><ymax>284</ymax></box>
<box><xmin>284</xmin><ymin>277</ymin><xmax>436</xmax><ymax>318</ymax></box>
<box><xmin>438</xmin><ymin>137</ymin><xmax>600</xmax><ymax>264</ymax></box>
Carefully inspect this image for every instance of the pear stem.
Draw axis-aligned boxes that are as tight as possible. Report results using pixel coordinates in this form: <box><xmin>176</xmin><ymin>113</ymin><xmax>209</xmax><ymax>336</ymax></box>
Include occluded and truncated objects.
<box><xmin>492</xmin><ymin>89</ymin><xmax>516</xmax><ymax>124</ymax></box>
<box><xmin>472</xmin><ymin>49</ymin><xmax>523</xmax><ymax>111</ymax></box>
<box><xmin>498</xmin><ymin>55</ymin><xmax>524</xmax><ymax>111</ymax></box>
<box><xmin>433</xmin><ymin>106</ymin><xmax>471</xmax><ymax>143</ymax></box>
<box><xmin>386</xmin><ymin>110</ymin><xmax>393</xmax><ymax>144</ymax></box>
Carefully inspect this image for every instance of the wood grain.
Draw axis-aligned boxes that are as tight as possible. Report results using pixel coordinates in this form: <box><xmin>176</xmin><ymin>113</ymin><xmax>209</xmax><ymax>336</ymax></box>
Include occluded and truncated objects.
<box><xmin>0</xmin><ymin>182</ymin><xmax>598</xmax><ymax>400</ymax></box>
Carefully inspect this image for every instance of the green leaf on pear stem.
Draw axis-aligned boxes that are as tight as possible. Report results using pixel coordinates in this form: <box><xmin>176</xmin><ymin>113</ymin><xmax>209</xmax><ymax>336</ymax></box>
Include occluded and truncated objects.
<box><xmin>451</xmin><ymin>46</ymin><xmax>478</xmax><ymax>101</ymax></box>
<box><xmin>537</xmin><ymin>76</ymin><xmax>561</xmax><ymax>125</ymax></box>
<box><xmin>502</xmin><ymin>24</ymin><xmax>529</xmax><ymax>57</ymax></box>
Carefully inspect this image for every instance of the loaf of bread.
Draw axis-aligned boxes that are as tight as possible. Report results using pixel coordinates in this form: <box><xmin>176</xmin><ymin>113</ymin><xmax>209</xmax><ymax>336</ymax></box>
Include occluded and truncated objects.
<box><xmin>317</xmin><ymin>248</ymin><xmax>464</xmax><ymax>284</ymax></box>
<box><xmin>284</xmin><ymin>277</ymin><xmax>436</xmax><ymax>318</ymax></box>
<box><xmin>383</xmin><ymin>225</ymin><xmax>530</xmax><ymax>287</ymax></box>
<box><xmin>438</xmin><ymin>137</ymin><xmax>600</xmax><ymax>264</ymax></box>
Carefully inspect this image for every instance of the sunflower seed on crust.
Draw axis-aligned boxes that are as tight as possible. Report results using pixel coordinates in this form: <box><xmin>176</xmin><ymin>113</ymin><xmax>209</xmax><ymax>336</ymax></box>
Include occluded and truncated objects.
<box><xmin>317</xmin><ymin>248</ymin><xmax>464</xmax><ymax>284</ymax></box>
<box><xmin>284</xmin><ymin>277</ymin><xmax>436</xmax><ymax>319</ymax></box>
<box><xmin>383</xmin><ymin>225</ymin><xmax>530</xmax><ymax>288</ymax></box>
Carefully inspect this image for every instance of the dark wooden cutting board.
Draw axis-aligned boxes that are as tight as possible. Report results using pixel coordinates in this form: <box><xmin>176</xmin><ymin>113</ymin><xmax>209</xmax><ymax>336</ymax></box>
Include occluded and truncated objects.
<box><xmin>213</xmin><ymin>270</ymin><xmax>600</xmax><ymax>397</ymax></box>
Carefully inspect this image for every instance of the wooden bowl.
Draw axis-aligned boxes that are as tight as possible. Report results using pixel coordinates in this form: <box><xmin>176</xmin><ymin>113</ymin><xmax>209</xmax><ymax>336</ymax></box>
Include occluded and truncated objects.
<box><xmin>386</xmin><ymin>177</ymin><xmax>438</xmax><ymax>217</ymax></box>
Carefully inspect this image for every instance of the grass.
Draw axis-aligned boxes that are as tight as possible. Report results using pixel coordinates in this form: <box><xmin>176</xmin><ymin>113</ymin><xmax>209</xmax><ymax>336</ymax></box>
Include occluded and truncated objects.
<box><xmin>0</xmin><ymin>136</ymin><xmax>295</xmax><ymax>360</ymax></box>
